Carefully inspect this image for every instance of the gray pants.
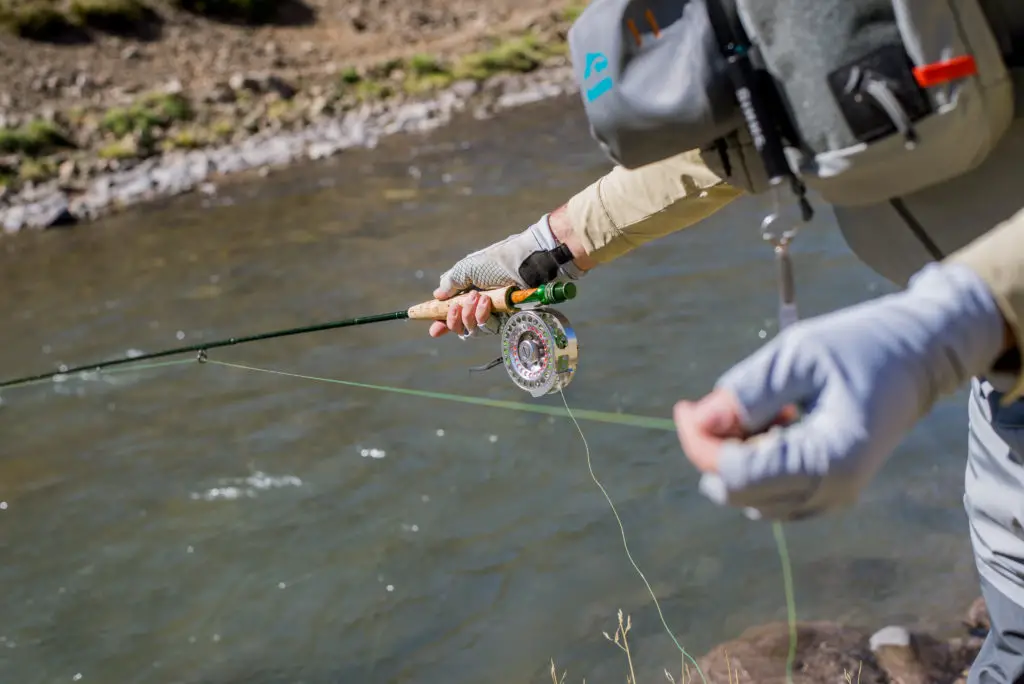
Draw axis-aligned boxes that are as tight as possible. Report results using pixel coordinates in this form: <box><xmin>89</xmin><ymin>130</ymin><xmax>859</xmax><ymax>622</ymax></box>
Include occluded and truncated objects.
<box><xmin>966</xmin><ymin>378</ymin><xmax>1024</xmax><ymax>683</ymax></box>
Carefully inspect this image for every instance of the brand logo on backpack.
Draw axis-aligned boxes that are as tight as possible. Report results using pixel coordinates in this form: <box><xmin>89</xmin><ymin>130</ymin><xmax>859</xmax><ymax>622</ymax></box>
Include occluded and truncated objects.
<box><xmin>583</xmin><ymin>52</ymin><xmax>613</xmax><ymax>102</ymax></box>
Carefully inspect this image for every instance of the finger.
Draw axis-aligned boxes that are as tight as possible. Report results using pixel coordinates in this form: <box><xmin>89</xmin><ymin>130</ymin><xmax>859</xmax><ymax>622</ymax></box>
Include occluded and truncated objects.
<box><xmin>715</xmin><ymin>328</ymin><xmax>820</xmax><ymax>433</ymax></box>
<box><xmin>710</xmin><ymin>411</ymin><xmax>849</xmax><ymax>512</ymax></box>
<box><xmin>475</xmin><ymin>294</ymin><xmax>492</xmax><ymax>326</ymax></box>
<box><xmin>428</xmin><ymin>321</ymin><xmax>449</xmax><ymax>338</ymax></box>
<box><xmin>674</xmin><ymin>400</ymin><xmax>722</xmax><ymax>474</ymax></box>
<box><xmin>461</xmin><ymin>292</ymin><xmax>479</xmax><ymax>332</ymax></box>
<box><xmin>447</xmin><ymin>303</ymin><xmax>465</xmax><ymax>336</ymax></box>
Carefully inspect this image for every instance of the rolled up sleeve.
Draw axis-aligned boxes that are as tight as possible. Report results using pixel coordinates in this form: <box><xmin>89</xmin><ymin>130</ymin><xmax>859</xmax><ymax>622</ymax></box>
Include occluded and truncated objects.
<box><xmin>564</xmin><ymin>149</ymin><xmax>743</xmax><ymax>264</ymax></box>
<box><xmin>947</xmin><ymin>206</ymin><xmax>1024</xmax><ymax>402</ymax></box>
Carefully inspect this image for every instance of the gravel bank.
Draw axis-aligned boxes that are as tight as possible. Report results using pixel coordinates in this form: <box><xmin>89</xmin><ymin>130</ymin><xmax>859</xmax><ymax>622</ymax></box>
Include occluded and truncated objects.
<box><xmin>0</xmin><ymin>65</ymin><xmax>580</xmax><ymax>235</ymax></box>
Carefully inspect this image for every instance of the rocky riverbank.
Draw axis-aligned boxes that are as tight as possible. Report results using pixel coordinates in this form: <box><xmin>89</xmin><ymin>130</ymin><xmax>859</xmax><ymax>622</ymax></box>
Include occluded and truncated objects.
<box><xmin>0</xmin><ymin>0</ymin><xmax>587</xmax><ymax>234</ymax></box>
<box><xmin>561</xmin><ymin>595</ymin><xmax>992</xmax><ymax>684</ymax></box>
<box><xmin>1</xmin><ymin>61</ymin><xmax>580</xmax><ymax>233</ymax></box>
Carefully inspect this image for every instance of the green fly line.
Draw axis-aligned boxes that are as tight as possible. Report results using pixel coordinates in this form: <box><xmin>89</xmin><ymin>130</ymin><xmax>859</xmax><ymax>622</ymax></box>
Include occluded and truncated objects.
<box><xmin>1</xmin><ymin>357</ymin><xmax>799</xmax><ymax>682</ymax></box>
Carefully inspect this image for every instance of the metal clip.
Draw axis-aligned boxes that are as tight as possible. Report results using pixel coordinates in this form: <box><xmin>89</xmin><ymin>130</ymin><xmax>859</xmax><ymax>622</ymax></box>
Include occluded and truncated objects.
<box><xmin>773</xmin><ymin>239</ymin><xmax>799</xmax><ymax>331</ymax></box>
<box><xmin>760</xmin><ymin>184</ymin><xmax>804</xmax><ymax>333</ymax></box>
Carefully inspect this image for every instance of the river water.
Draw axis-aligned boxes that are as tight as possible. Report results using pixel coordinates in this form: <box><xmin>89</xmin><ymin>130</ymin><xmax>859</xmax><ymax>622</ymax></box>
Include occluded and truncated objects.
<box><xmin>1</xmin><ymin>97</ymin><xmax>981</xmax><ymax>684</ymax></box>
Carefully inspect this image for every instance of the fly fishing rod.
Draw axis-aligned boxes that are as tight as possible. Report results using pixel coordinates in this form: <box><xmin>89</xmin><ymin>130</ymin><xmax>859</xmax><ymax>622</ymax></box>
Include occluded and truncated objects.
<box><xmin>0</xmin><ymin>282</ymin><xmax>580</xmax><ymax>398</ymax></box>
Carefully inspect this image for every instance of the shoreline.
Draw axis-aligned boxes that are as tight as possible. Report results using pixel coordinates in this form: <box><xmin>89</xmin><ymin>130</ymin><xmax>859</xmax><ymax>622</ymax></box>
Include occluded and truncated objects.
<box><xmin>0</xmin><ymin>0</ymin><xmax>589</xmax><ymax>236</ymax></box>
<box><xmin>0</xmin><ymin>61</ymin><xmax>581</xmax><ymax>234</ymax></box>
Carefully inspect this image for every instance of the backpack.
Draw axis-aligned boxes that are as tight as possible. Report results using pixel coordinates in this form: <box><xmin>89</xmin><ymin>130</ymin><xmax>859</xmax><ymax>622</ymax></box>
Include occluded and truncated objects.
<box><xmin>568</xmin><ymin>0</ymin><xmax>1023</xmax><ymax>210</ymax></box>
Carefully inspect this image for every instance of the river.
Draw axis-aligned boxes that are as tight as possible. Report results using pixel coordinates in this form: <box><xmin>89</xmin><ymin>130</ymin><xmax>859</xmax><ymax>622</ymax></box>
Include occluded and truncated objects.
<box><xmin>0</xmin><ymin>97</ymin><xmax>981</xmax><ymax>684</ymax></box>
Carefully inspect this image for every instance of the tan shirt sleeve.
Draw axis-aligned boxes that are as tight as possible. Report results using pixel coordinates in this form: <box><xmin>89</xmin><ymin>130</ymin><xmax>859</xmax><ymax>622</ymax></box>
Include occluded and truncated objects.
<box><xmin>947</xmin><ymin>206</ymin><xmax>1024</xmax><ymax>401</ymax></box>
<box><xmin>564</xmin><ymin>149</ymin><xmax>744</xmax><ymax>264</ymax></box>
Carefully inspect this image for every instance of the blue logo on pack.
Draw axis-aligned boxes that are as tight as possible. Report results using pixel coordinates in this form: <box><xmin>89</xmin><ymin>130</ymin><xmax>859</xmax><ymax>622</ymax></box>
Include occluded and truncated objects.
<box><xmin>583</xmin><ymin>52</ymin><xmax>612</xmax><ymax>102</ymax></box>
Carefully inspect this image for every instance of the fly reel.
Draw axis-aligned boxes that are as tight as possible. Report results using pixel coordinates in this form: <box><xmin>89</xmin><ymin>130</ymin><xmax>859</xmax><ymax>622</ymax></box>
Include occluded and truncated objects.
<box><xmin>499</xmin><ymin>308</ymin><xmax>578</xmax><ymax>397</ymax></box>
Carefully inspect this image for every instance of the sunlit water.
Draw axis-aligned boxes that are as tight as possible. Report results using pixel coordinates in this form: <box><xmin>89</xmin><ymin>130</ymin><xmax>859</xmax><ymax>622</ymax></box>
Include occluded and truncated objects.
<box><xmin>1</xmin><ymin>97</ymin><xmax>979</xmax><ymax>684</ymax></box>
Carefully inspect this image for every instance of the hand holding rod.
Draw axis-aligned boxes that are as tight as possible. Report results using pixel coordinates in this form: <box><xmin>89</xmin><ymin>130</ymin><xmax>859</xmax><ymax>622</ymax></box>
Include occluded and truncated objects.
<box><xmin>0</xmin><ymin>282</ymin><xmax>577</xmax><ymax>389</ymax></box>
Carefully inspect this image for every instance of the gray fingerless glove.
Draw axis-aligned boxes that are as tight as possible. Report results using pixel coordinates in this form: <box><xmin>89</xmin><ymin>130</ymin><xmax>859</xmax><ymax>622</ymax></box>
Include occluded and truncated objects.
<box><xmin>698</xmin><ymin>262</ymin><xmax>1006</xmax><ymax>521</ymax></box>
<box><xmin>437</xmin><ymin>214</ymin><xmax>585</xmax><ymax>295</ymax></box>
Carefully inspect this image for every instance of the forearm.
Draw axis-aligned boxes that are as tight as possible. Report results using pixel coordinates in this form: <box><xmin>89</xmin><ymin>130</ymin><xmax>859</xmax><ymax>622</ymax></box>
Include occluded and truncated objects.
<box><xmin>549</xmin><ymin>157</ymin><xmax>739</xmax><ymax>270</ymax></box>
<box><xmin>946</xmin><ymin>206</ymin><xmax>1024</xmax><ymax>400</ymax></box>
<box><xmin>554</xmin><ymin>149</ymin><xmax>743</xmax><ymax>267</ymax></box>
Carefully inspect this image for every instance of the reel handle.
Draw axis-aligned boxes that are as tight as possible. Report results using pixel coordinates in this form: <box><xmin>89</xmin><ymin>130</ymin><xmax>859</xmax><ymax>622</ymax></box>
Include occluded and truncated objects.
<box><xmin>407</xmin><ymin>283</ymin><xmax>576</xmax><ymax>321</ymax></box>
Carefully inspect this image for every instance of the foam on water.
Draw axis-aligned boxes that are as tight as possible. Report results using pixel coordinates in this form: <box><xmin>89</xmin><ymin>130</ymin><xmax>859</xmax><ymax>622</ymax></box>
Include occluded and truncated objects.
<box><xmin>189</xmin><ymin>471</ymin><xmax>303</xmax><ymax>502</ymax></box>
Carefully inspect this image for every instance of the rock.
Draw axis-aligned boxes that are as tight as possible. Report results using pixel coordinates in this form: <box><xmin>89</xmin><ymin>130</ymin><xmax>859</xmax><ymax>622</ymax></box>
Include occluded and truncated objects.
<box><xmin>698</xmin><ymin>621</ymin><xmax>886</xmax><ymax>684</ymax></box>
<box><xmin>965</xmin><ymin>596</ymin><xmax>990</xmax><ymax>634</ymax></box>
<box><xmin>4</xmin><ymin>192</ymin><xmax>75</xmax><ymax>231</ymax></box>
<box><xmin>3</xmin><ymin>205</ymin><xmax>25</xmax><ymax>234</ymax></box>
<box><xmin>205</xmin><ymin>83</ymin><xmax>236</xmax><ymax>104</ymax></box>
<box><xmin>240</xmin><ymin>104</ymin><xmax>267</xmax><ymax>133</ymax></box>
<box><xmin>307</xmin><ymin>141</ymin><xmax>340</xmax><ymax>160</ymax></box>
<box><xmin>307</xmin><ymin>95</ymin><xmax>330</xmax><ymax>119</ymax></box>
<box><xmin>869</xmin><ymin>624</ymin><xmax>977</xmax><ymax>684</ymax></box>
<box><xmin>948</xmin><ymin>636</ymin><xmax>984</xmax><ymax>682</ymax></box>
<box><xmin>162</xmin><ymin>79</ymin><xmax>184</xmax><ymax>95</ymax></box>
<box><xmin>229</xmin><ymin>73</ymin><xmax>261</xmax><ymax>93</ymax></box>
<box><xmin>122</xmin><ymin>46</ymin><xmax>141</xmax><ymax>61</ymax></box>
<box><xmin>450</xmin><ymin>79</ymin><xmax>479</xmax><ymax>99</ymax></box>
<box><xmin>58</xmin><ymin>159</ymin><xmax>76</xmax><ymax>183</ymax></box>
<box><xmin>264</xmin><ymin>75</ymin><xmax>297</xmax><ymax>100</ymax></box>
<box><xmin>695</xmin><ymin>620</ymin><xmax>982</xmax><ymax>684</ymax></box>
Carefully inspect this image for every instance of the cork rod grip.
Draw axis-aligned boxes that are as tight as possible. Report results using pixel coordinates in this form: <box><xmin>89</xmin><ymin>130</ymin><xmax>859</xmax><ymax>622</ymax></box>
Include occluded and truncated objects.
<box><xmin>406</xmin><ymin>286</ymin><xmax>520</xmax><ymax>321</ymax></box>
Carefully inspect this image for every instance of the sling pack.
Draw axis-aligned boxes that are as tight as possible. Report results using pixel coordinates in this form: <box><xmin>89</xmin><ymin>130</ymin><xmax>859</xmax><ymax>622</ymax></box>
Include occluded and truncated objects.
<box><xmin>568</xmin><ymin>0</ymin><xmax>1021</xmax><ymax>207</ymax></box>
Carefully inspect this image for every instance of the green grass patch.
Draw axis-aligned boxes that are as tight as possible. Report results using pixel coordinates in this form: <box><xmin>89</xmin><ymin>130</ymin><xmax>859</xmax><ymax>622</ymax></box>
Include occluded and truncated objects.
<box><xmin>403</xmin><ymin>53</ymin><xmax>454</xmax><ymax>93</ymax></box>
<box><xmin>166</xmin><ymin>128</ymin><xmax>207</xmax><ymax>149</ymax></box>
<box><xmin>0</xmin><ymin>119</ymin><xmax>75</xmax><ymax>157</ymax></box>
<box><xmin>100</xmin><ymin>92</ymin><xmax>193</xmax><ymax>138</ymax></box>
<box><xmin>338</xmin><ymin>67</ymin><xmax>361</xmax><ymax>85</ymax></box>
<box><xmin>209</xmin><ymin>118</ymin><xmax>236</xmax><ymax>140</ymax></box>
<box><xmin>403</xmin><ymin>72</ymin><xmax>454</xmax><ymax>94</ymax></box>
<box><xmin>17</xmin><ymin>157</ymin><xmax>55</xmax><ymax>183</ymax></box>
<box><xmin>353</xmin><ymin>80</ymin><xmax>394</xmax><ymax>102</ymax></box>
<box><xmin>68</xmin><ymin>0</ymin><xmax>147</xmax><ymax>29</ymax></box>
<box><xmin>97</xmin><ymin>138</ymin><xmax>138</xmax><ymax>159</ymax></box>
<box><xmin>407</xmin><ymin>53</ymin><xmax>447</xmax><ymax>77</ymax></box>
<box><xmin>454</xmin><ymin>35</ymin><xmax>552</xmax><ymax>80</ymax></box>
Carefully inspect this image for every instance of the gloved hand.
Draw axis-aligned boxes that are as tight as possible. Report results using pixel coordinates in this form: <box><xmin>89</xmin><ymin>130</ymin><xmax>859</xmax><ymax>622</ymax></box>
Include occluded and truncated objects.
<box><xmin>429</xmin><ymin>213</ymin><xmax>584</xmax><ymax>338</ymax></box>
<box><xmin>673</xmin><ymin>262</ymin><xmax>1008</xmax><ymax>522</ymax></box>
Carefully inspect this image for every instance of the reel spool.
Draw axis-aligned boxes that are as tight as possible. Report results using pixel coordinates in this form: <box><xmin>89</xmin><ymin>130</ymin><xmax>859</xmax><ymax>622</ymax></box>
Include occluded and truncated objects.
<box><xmin>500</xmin><ymin>308</ymin><xmax>578</xmax><ymax>397</ymax></box>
